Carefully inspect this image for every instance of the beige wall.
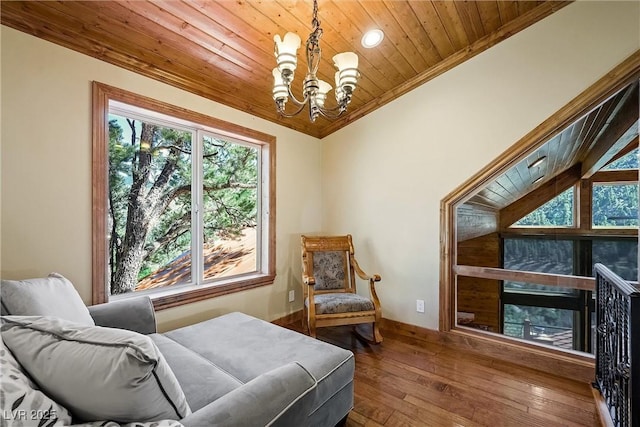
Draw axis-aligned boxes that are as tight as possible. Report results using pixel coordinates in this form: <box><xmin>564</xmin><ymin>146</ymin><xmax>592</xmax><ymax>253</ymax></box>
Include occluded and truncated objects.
<box><xmin>2</xmin><ymin>1</ymin><xmax>639</xmax><ymax>333</ymax></box>
<box><xmin>0</xmin><ymin>27</ymin><xmax>323</xmax><ymax>331</ymax></box>
<box><xmin>321</xmin><ymin>1</ymin><xmax>640</xmax><ymax>329</ymax></box>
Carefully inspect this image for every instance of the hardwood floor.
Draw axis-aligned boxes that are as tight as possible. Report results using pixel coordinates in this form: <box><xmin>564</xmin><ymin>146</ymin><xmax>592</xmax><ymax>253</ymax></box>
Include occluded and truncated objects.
<box><xmin>283</xmin><ymin>321</ymin><xmax>598</xmax><ymax>427</ymax></box>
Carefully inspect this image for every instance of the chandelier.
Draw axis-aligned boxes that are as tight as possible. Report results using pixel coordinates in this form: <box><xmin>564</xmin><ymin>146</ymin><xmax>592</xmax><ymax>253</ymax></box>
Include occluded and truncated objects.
<box><xmin>272</xmin><ymin>0</ymin><xmax>359</xmax><ymax>122</ymax></box>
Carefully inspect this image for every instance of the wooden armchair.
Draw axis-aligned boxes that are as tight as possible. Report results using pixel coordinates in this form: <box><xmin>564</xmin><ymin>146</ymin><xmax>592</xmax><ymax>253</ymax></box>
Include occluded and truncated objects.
<box><xmin>301</xmin><ymin>234</ymin><xmax>383</xmax><ymax>344</ymax></box>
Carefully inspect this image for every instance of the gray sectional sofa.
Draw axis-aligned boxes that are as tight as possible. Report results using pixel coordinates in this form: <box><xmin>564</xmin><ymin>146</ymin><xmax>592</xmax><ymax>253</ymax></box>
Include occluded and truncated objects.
<box><xmin>0</xmin><ymin>274</ymin><xmax>355</xmax><ymax>426</ymax></box>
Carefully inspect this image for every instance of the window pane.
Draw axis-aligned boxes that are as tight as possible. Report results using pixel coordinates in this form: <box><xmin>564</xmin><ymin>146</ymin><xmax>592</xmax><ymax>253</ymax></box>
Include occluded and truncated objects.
<box><xmin>593</xmin><ymin>239</ymin><xmax>638</xmax><ymax>281</ymax></box>
<box><xmin>503</xmin><ymin>304</ymin><xmax>575</xmax><ymax>350</ymax></box>
<box><xmin>603</xmin><ymin>148</ymin><xmax>638</xmax><ymax>170</ymax></box>
<box><xmin>504</xmin><ymin>239</ymin><xmax>576</xmax><ymax>294</ymax></box>
<box><xmin>514</xmin><ymin>188</ymin><xmax>574</xmax><ymax>227</ymax></box>
<box><xmin>202</xmin><ymin>136</ymin><xmax>258</xmax><ymax>281</ymax></box>
<box><xmin>108</xmin><ymin>114</ymin><xmax>192</xmax><ymax>294</ymax></box>
<box><xmin>592</xmin><ymin>182</ymin><xmax>639</xmax><ymax>227</ymax></box>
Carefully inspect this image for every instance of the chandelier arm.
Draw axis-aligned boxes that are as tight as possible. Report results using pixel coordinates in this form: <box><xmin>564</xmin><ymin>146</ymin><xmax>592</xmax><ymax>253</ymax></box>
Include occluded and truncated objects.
<box><xmin>315</xmin><ymin>104</ymin><xmax>347</xmax><ymax>120</ymax></box>
<box><xmin>286</xmin><ymin>83</ymin><xmax>308</xmax><ymax>107</ymax></box>
<box><xmin>276</xmin><ymin>100</ymin><xmax>308</xmax><ymax>118</ymax></box>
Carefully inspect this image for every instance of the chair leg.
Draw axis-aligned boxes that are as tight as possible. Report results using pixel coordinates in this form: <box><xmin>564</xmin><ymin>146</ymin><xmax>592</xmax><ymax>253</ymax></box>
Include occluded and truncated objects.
<box><xmin>309</xmin><ymin>322</ymin><xmax>316</xmax><ymax>338</ymax></box>
<box><xmin>373</xmin><ymin>322</ymin><xmax>383</xmax><ymax>344</ymax></box>
<box><xmin>353</xmin><ymin>323</ymin><xmax>383</xmax><ymax>345</ymax></box>
<box><xmin>302</xmin><ymin>308</ymin><xmax>308</xmax><ymax>334</ymax></box>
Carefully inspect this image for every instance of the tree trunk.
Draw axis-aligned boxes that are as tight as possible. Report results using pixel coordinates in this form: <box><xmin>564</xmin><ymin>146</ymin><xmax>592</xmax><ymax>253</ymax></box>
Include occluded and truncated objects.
<box><xmin>110</xmin><ymin>124</ymin><xmax>190</xmax><ymax>294</ymax></box>
<box><xmin>111</xmin><ymin>123</ymin><xmax>157</xmax><ymax>294</ymax></box>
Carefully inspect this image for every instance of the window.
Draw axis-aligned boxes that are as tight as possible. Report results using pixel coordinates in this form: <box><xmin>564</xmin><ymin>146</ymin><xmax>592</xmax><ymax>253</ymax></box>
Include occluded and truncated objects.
<box><xmin>502</xmin><ymin>237</ymin><xmax>587</xmax><ymax>352</ymax></box>
<box><xmin>442</xmin><ymin>64</ymin><xmax>638</xmax><ymax>370</ymax></box>
<box><xmin>93</xmin><ymin>82</ymin><xmax>275</xmax><ymax>308</ymax></box>
<box><xmin>603</xmin><ymin>148</ymin><xmax>638</xmax><ymax>170</ymax></box>
<box><xmin>513</xmin><ymin>187</ymin><xmax>574</xmax><ymax>227</ymax></box>
<box><xmin>501</xmin><ymin>235</ymin><xmax>637</xmax><ymax>353</ymax></box>
<box><xmin>592</xmin><ymin>239</ymin><xmax>638</xmax><ymax>281</ymax></box>
<box><xmin>503</xmin><ymin>238</ymin><xmax>576</xmax><ymax>294</ymax></box>
<box><xmin>502</xmin><ymin>237</ymin><xmax>590</xmax><ymax>352</ymax></box>
<box><xmin>503</xmin><ymin>304</ymin><xmax>575</xmax><ymax>349</ymax></box>
<box><xmin>592</xmin><ymin>182</ymin><xmax>639</xmax><ymax>227</ymax></box>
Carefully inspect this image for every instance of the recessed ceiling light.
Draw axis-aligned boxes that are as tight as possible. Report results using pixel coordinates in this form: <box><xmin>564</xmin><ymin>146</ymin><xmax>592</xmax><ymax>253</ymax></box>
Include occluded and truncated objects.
<box><xmin>361</xmin><ymin>29</ymin><xmax>384</xmax><ymax>48</ymax></box>
<box><xmin>532</xmin><ymin>175</ymin><xmax>545</xmax><ymax>185</ymax></box>
<box><xmin>528</xmin><ymin>155</ymin><xmax>547</xmax><ymax>169</ymax></box>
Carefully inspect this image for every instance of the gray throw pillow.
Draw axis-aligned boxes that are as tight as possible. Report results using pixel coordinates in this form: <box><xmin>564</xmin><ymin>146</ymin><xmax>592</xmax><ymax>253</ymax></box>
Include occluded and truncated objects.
<box><xmin>1</xmin><ymin>273</ymin><xmax>95</xmax><ymax>325</ymax></box>
<box><xmin>1</xmin><ymin>316</ymin><xmax>192</xmax><ymax>423</ymax></box>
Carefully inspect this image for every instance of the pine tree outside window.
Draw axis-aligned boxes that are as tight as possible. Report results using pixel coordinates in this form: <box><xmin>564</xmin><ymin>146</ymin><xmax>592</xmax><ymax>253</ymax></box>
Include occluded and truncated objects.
<box><xmin>513</xmin><ymin>188</ymin><xmax>575</xmax><ymax>227</ymax></box>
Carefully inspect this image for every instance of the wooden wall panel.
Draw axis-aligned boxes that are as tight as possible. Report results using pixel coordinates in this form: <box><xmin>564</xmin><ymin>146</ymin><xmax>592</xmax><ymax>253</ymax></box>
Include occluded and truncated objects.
<box><xmin>456</xmin><ymin>233</ymin><xmax>501</xmax><ymax>332</ymax></box>
<box><xmin>456</xmin><ymin>203</ymin><xmax>498</xmax><ymax>242</ymax></box>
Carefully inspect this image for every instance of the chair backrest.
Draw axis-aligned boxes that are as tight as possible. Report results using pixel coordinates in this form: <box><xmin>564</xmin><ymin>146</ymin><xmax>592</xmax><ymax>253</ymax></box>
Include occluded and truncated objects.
<box><xmin>301</xmin><ymin>235</ymin><xmax>356</xmax><ymax>293</ymax></box>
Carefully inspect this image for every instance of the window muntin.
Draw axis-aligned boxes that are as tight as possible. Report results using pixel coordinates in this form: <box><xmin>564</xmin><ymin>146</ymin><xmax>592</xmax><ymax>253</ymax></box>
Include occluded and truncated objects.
<box><xmin>513</xmin><ymin>187</ymin><xmax>574</xmax><ymax>227</ymax></box>
<box><xmin>592</xmin><ymin>182</ymin><xmax>639</xmax><ymax>228</ymax></box>
<box><xmin>93</xmin><ymin>82</ymin><xmax>275</xmax><ymax>308</ymax></box>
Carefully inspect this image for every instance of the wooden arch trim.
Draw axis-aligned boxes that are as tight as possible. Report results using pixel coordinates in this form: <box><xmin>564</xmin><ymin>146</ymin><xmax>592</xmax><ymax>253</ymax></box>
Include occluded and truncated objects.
<box><xmin>440</xmin><ymin>50</ymin><xmax>640</xmax><ymax>332</ymax></box>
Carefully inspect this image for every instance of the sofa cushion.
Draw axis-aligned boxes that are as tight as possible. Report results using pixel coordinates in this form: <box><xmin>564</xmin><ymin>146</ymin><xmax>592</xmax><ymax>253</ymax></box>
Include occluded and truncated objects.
<box><xmin>1</xmin><ymin>273</ymin><xmax>94</xmax><ymax>325</ymax></box>
<box><xmin>149</xmin><ymin>333</ymin><xmax>243</xmax><ymax>412</ymax></box>
<box><xmin>164</xmin><ymin>312</ymin><xmax>354</xmax><ymax>419</ymax></box>
<box><xmin>0</xmin><ymin>339</ymin><xmax>73</xmax><ymax>425</ymax></box>
<box><xmin>1</xmin><ymin>316</ymin><xmax>191</xmax><ymax>423</ymax></box>
<box><xmin>179</xmin><ymin>362</ymin><xmax>317</xmax><ymax>427</ymax></box>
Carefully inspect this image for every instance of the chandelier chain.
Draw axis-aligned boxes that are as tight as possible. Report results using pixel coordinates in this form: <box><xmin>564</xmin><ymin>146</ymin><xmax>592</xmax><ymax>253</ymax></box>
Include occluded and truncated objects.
<box><xmin>307</xmin><ymin>0</ymin><xmax>322</xmax><ymax>76</ymax></box>
<box><xmin>312</xmin><ymin>0</ymin><xmax>320</xmax><ymax>30</ymax></box>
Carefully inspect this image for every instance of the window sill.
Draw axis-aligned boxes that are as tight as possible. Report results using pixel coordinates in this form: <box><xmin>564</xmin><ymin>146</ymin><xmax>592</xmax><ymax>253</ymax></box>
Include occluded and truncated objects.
<box><xmin>109</xmin><ymin>273</ymin><xmax>276</xmax><ymax>311</ymax></box>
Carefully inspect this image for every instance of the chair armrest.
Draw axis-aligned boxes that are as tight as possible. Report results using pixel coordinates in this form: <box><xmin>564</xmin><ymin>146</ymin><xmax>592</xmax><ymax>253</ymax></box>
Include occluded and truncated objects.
<box><xmin>88</xmin><ymin>296</ymin><xmax>157</xmax><ymax>334</ymax></box>
<box><xmin>180</xmin><ymin>362</ymin><xmax>317</xmax><ymax>427</ymax></box>
<box><xmin>302</xmin><ymin>274</ymin><xmax>316</xmax><ymax>286</ymax></box>
<box><xmin>351</xmin><ymin>257</ymin><xmax>381</xmax><ymax>283</ymax></box>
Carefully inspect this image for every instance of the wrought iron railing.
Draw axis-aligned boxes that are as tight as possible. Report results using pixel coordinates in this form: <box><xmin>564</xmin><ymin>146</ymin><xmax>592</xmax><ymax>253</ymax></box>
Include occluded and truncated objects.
<box><xmin>593</xmin><ymin>263</ymin><xmax>639</xmax><ymax>427</ymax></box>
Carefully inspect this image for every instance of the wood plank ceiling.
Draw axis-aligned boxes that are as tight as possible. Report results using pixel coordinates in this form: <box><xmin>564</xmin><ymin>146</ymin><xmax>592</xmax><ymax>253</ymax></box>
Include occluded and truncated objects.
<box><xmin>1</xmin><ymin>1</ymin><xmax>568</xmax><ymax>138</ymax></box>
<box><xmin>467</xmin><ymin>82</ymin><xmax>639</xmax><ymax>211</ymax></box>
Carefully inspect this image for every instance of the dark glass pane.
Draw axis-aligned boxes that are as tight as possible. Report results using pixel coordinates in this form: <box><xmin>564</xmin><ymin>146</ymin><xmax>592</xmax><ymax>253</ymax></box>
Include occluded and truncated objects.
<box><xmin>503</xmin><ymin>304</ymin><xmax>575</xmax><ymax>350</ymax></box>
<box><xmin>504</xmin><ymin>239</ymin><xmax>576</xmax><ymax>294</ymax></box>
<box><xmin>592</xmin><ymin>239</ymin><xmax>638</xmax><ymax>281</ymax></box>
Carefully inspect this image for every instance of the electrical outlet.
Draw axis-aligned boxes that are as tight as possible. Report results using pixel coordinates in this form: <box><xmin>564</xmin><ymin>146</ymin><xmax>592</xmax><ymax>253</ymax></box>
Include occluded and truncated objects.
<box><xmin>416</xmin><ymin>299</ymin><xmax>425</xmax><ymax>313</ymax></box>
<box><xmin>288</xmin><ymin>290</ymin><xmax>295</xmax><ymax>303</ymax></box>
